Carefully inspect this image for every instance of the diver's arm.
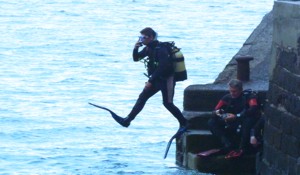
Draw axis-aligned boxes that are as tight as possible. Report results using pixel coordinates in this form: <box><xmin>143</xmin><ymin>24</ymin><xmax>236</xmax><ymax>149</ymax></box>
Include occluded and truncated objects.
<box><xmin>133</xmin><ymin>43</ymin><xmax>147</xmax><ymax>62</ymax></box>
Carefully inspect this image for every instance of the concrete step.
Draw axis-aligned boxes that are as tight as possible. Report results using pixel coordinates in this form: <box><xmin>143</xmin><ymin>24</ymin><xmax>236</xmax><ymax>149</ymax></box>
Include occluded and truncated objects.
<box><xmin>177</xmin><ymin>129</ymin><xmax>258</xmax><ymax>174</ymax></box>
<box><xmin>183</xmin><ymin>129</ymin><xmax>221</xmax><ymax>153</ymax></box>
<box><xmin>184</xmin><ymin>85</ymin><xmax>228</xmax><ymax>111</ymax></box>
<box><xmin>183</xmin><ymin>111</ymin><xmax>213</xmax><ymax>130</ymax></box>
<box><xmin>183</xmin><ymin>84</ymin><xmax>268</xmax><ymax>111</ymax></box>
<box><xmin>187</xmin><ymin>152</ymin><xmax>256</xmax><ymax>174</ymax></box>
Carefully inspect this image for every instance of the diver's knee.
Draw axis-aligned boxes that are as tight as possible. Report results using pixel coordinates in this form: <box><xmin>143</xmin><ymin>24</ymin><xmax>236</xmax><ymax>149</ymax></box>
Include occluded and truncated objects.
<box><xmin>163</xmin><ymin>102</ymin><xmax>174</xmax><ymax>109</ymax></box>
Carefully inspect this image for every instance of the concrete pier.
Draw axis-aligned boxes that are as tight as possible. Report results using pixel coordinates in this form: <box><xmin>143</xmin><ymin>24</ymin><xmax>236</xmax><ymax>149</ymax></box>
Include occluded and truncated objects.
<box><xmin>177</xmin><ymin>1</ymin><xmax>300</xmax><ymax>174</ymax></box>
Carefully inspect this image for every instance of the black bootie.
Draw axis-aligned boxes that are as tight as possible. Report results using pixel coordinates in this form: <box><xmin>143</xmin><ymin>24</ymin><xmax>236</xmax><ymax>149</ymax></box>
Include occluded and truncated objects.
<box><xmin>121</xmin><ymin>116</ymin><xmax>133</xmax><ymax>127</ymax></box>
<box><xmin>115</xmin><ymin>116</ymin><xmax>134</xmax><ymax>128</ymax></box>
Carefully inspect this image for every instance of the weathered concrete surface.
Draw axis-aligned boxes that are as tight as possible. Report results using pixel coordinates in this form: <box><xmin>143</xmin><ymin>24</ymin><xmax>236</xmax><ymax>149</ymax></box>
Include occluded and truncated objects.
<box><xmin>214</xmin><ymin>11</ymin><xmax>273</xmax><ymax>84</ymax></box>
<box><xmin>187</xmin><ymin>153</ymin><xmax>256</xmax><ymax>174</ymax></box>
<box><xmin>259</xmin><ymin>1</ymin><xmax>300</xmax><ymax>175</ymax></box>
<box><xmin>269</xmin><ymin>0</ymin><xmax>300</xmax><ymax>77</ymax></box>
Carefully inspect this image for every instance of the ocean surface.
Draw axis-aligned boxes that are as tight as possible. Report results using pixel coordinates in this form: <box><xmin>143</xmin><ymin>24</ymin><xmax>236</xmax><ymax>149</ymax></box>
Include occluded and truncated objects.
<box><xmin>1</xmin><ymin>0</ymin><xmax>273</xmax><ymax>174</ymax></box>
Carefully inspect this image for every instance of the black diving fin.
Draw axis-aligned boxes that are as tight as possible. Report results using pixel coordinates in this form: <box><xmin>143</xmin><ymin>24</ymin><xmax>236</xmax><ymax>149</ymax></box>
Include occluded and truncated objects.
<box><xmin>88</xmin><ymin>102</ymin><xmax>128</xmax><ymax>127</ymax></box>
<box><xmin>164</xmin><ymin>126</ymin><xmax>187</xmax><ymax>159</ymax></box>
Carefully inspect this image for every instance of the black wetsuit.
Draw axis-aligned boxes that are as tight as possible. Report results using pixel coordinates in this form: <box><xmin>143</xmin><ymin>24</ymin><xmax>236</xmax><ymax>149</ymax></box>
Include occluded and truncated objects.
<box><xmin>128</xmin><ymin>40</ymin><xmax>187</xmax><ymax>127</ymax></box>
<box><xmin>208</xmin><ymin>92</ymin><xmax>259</xmax><ymax>152</ymax></box>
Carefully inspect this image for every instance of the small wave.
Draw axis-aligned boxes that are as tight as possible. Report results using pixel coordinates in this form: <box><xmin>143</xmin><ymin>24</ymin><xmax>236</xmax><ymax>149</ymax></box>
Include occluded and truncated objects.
<box><xmin>116</xmin><ymin>170</ymin><xmax>146</xmax><ymax>175</ymax></box>
<box><xmin>101</xmin><ymin>147</ymin><xmax>124</xmax><ymax>151</ymax></box>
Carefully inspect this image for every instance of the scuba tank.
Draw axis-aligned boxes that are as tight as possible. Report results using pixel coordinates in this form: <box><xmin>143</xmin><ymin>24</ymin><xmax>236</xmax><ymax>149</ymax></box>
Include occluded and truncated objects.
<box><xmin>171</xmin><ymin>46</ymin><xmax>187</xmax><ymax>81</ymax></box>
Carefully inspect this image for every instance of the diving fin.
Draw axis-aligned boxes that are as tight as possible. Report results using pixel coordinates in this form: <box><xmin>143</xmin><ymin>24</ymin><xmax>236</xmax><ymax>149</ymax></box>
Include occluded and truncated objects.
<box><xmin>88</xmin><ymin>102</ymin><xmax>129</xmax><ymax>127</ymax></box>
<box><xmin>164</xmin><ymin>126</ymin><xmax>187</xmax><ymax>159</ymax></box>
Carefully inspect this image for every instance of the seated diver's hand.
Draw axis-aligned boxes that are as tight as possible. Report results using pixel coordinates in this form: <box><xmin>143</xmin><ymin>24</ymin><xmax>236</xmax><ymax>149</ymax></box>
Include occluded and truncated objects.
<box><xmin>250</xmin><ymin>136</ymin><xmax>258</xmax><ymax>146</ymax></box>
<box><xmin>214</xmin><ymin>109</ymin><xmax>224</xmax><ymax>117</ymax></box>
<box><xmin>215</xmin><ymin>109</ymin><xmax>221</xmax><ymax>116</ymax></box>
<box><xmin>224</xmin><ymin>113</ymin><xmax>236</xmax><ymax>122</ymax></box>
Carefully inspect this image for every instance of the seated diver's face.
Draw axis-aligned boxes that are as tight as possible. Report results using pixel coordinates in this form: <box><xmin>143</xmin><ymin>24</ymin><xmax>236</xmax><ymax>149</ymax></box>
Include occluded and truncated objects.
<box><xmin>229</xmin><ymin>86</ymin><xmax>242</xmax><ymax>98</ymax></box>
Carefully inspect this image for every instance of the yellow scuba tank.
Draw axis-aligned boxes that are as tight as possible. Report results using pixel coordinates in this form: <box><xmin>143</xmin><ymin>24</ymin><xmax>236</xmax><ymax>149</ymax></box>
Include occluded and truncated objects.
<box><xmin>170</xmin><ymin>43</ymin><xmax>187</xmax><ymax>81</ymax></box>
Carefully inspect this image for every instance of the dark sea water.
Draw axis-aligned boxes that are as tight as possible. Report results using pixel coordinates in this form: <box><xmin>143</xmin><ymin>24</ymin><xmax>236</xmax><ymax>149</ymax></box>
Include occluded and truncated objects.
<box><xmin>1</xmin><ymin>0</ymin><xmax>273</xmax><ymax>174</ymax></box>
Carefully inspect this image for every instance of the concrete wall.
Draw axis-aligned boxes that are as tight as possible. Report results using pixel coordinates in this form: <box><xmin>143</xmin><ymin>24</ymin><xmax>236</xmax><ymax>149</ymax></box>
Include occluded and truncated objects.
<box><xmin>178</xmin><ymin>1</ymin><xmax>300</xmax><ymax>174</ymax></box>
<box><xmin>177</xmin><ymin>8</ymin><xmax>272</xmax><ymax>173</ymax></box>
<box><xmin>259</xmin><ymin>1</ymin><xmax>300</xmax><ymax>174</ymax></box>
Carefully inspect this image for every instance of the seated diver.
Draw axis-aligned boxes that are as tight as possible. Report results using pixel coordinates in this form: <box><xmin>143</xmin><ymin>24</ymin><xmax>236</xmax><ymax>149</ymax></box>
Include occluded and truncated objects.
<box><xmin>205</xmin><ymin>79</ymin><xmax>260</xmax><ymax>158</ymax></box>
